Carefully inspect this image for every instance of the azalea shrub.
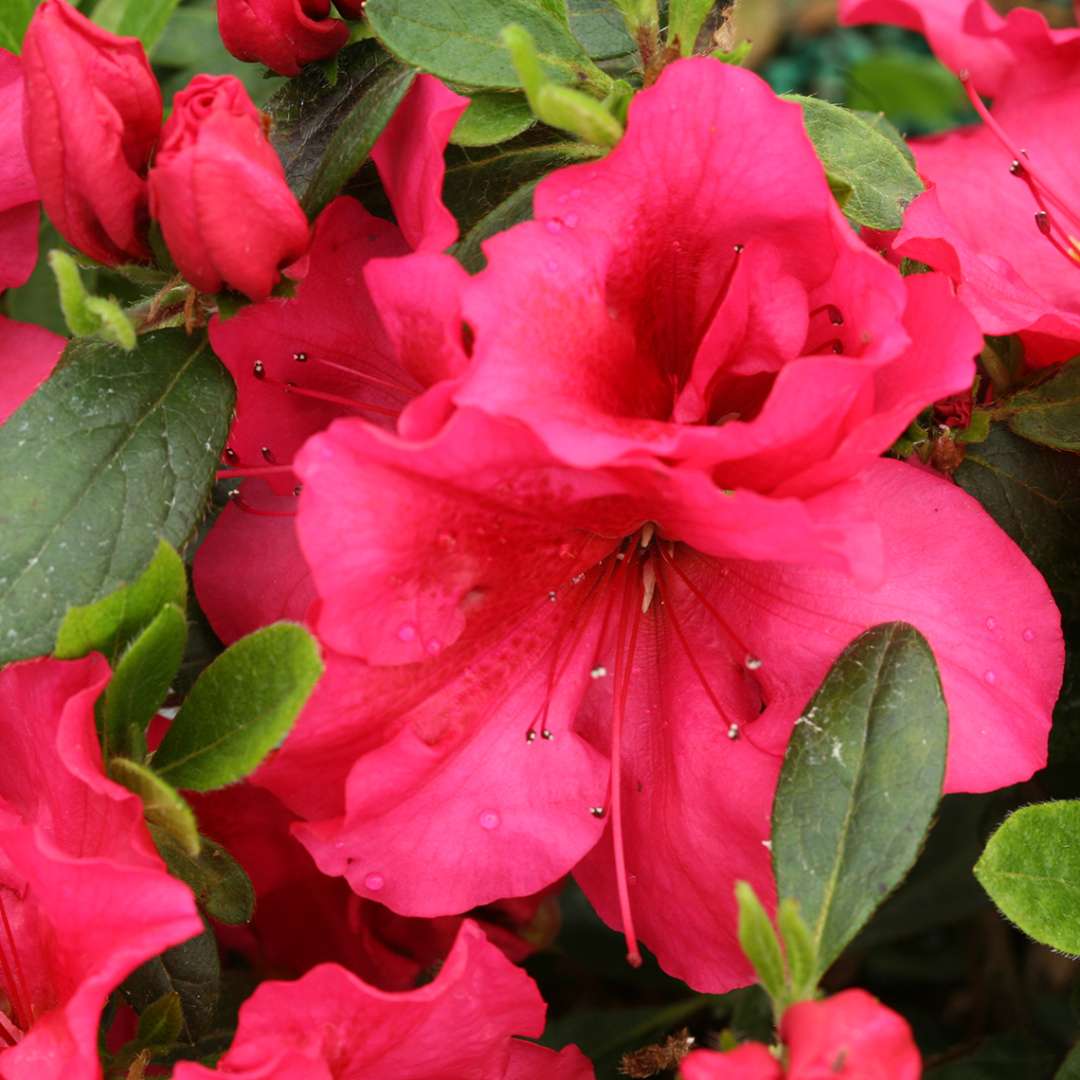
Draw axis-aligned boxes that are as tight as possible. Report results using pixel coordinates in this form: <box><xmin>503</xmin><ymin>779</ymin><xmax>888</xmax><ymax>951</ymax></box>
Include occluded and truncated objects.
<box><xmin>0</xmin><ymin>0</ymin><xmax>1077</xmax><ymax>1076</ymax></box>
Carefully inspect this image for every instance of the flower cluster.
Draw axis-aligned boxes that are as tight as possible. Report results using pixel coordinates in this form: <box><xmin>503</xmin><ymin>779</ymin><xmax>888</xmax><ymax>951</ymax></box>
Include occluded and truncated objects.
<box><xmin>0</xmin><ymin>0</ymin><xmax>1074</xmax><ymax>1074</ymax></box>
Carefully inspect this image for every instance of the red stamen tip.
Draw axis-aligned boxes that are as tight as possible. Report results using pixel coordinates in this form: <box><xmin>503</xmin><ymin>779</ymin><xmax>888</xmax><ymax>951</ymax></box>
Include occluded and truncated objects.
<box><xmin>626</xmin><ymin>948</ymin><xmax>644</xmax><ymax>968</ymax></box>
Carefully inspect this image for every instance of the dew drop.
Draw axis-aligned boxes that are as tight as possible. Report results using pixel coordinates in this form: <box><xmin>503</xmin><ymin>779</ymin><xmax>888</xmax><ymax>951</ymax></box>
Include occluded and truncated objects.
<box><xmin>425</xmin><ymin>638</ymin><xmax>442</xmax><ymax>656</ymax></box>
<box><xmin>396</xmin><ymin>622</ymin><xmax>417</xmax><ymax>642</ymax></box>
<box><xmin>744</xmin><ymin>655</ymin><xmax>763</xmax><ymax>671</ymax></box>
<box><xmin>1023</xmin><ymin>628</ymin><xmax>1036</xmax><ymax>642</ymax></box>
<box><xmin>364</xmin><ymin>873</ymin><xmax>384</xmax><ymax>892</ymax></box>
<box><xmin>985</xmin><ymin>616</ymin><xmax>997</xmax><ymax>631</ymax></box>
<box><xmin>479</xmin><ymin>809</ymin><xmax>501</xmax><ymax>830</ymax></box>
<box><xmin>983</xmin><ymin>669</ymin><xmax>998</xmax><ymax>685</ymax></box>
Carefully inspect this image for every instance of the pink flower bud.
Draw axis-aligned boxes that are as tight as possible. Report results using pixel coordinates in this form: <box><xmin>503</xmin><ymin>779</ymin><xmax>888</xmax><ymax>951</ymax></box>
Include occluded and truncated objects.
<box><xmin>217</xmin><ymin>0</ymin><xmax>349</xmax><ymax>77</ymax></box>
<box><xmin>148</xmin><ymin>74</ymin><xmax>310</xmax><ymax>301</ymax></box>
<box><xmin>20</xmin><ymin>0</ymin><xmax>161</xmax><ymax>265</ymax></box>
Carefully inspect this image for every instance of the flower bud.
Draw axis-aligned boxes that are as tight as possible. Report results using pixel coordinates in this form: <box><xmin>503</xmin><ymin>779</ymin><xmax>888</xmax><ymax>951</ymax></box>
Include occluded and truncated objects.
<box><xmin>148</xmin><ymin>74</ymin><xmax>310</xmax><ymax>301</ymax></box>
<box><xmin>217</xmin><ymin>0</ymin><xmax>349</xmax><ymax>77</ymax></box>
<box><xmin>21</xmin><ymin>0</ymin><xmax>161</xmax><ymax>265</ymax></box>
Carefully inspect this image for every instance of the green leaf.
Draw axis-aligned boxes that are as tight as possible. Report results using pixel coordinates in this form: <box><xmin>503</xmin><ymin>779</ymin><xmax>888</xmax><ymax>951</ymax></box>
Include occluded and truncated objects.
<box><xmin>152</xmin><ymin>622</ymin><xmax>323</xmax><ymax>791</ymax></box>
<box><xmin>784</xmin><ymin>95</ymin><xmax>923</xmax><ymax>231</ymax></box>
<box><xmin>90</xmin><ymin>0</ymin><xmax>180</xmax><ymax>51</ymax></box>
<box><xmin>0</xmin><ymin>331</ymin><xmax>232</xmax><ymax>665</ymax></box>
<box><xmin>734</xmin><ymin>880</ymin><xmax>785</xmax><ymax>1003</ymax></box>
<box><xmin>110</xmin><ymin>758</ymin><xmax>201</xmax><ymax>856</ymax></box>
<box><xmin>55</xmin><ymin>539</ymin><xmax>187</xmax><ymax>662</ymax></box>
<box><xmin>152</xmin><ymin>827</ymin><xmax>256</xmax><ymax>925</ymax></box>
<box><xmin>1057</xmin><ymin>1043</ymin><xmax>1080</xmax><ymax>1080</ymax></box>
<box><xmin>455</xmin><ymin>178</ymin><xmax>539</xmax><ymax>271</ymax></box>
<box><xmin>1000</xmin><ymin>356</ymin><xmax>1080</xmax><ymax>452</ymax></box>
<box><xmin>301</xmin><ymin>60</ymin><xmax>417</xmax><ymax>218</ymax></box>
<box><xmin>0</xmin><ymin>0</ymin><xmax>37</xmax><ymax>52</ymax></box>
<box><xmin>103</xmin><ymin>603</ymin><xmax>188</xmax><ymax>760</ymax></box>
<box><xmin>975</xmin><ymin>802</ymin><xmax>1080</xmax><ymax>953</ymax></box>
<box><xmin>771</xmin><ymin>622</ymin><xmax>949</xmax><ymax>978</ymax></box>
<box><xmin>667</xmin><ymin>0</ymin><xmax>713</xmax><ymax>54</ymax></box>
<box><xmin>365</xmin><ymin>0</ymin><xmax>609</xmax><ymax>91</ymax></box>
<box><xmin>122</xmin><ymin>924</ymin><xmax>220</xmax><ymax>1042</ymax></box>
<box><xmin>776</xmin><ymin>898</ymin><xmax>817</xmax><ymax>1002</ymax></box>
<box><xmin>955</xmin><ymin>423</ymin><xmax>1080</xmax><ymax>615</ymax></box>
<box><xmin>451</xmin><ymin>91</ymin><xmax>536</xmax><ymax>147</ymax></box>
<box><xmin>567</xmin><ymin>0</ymin><xmax>636</xmax><ymax>61</ymax></box>
<box><xmin>135</xmin><ymin>991</ymin><xmax>183</xmax><ymax>1052</ymax></box>
<box><xmin>846</xmin><ymin>51</ymin><xmax>972</xmax><ymax>133</ymax></box>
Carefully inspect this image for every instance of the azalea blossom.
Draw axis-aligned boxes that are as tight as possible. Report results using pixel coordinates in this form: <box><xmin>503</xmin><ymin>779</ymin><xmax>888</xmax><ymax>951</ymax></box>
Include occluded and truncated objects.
<box><xmin>172</xmin><ymin>920</ymin><xmax>593</xmax><ymax>1079</ymax></box>
<box><xmin>0</xmin><ymin>656</ymin><xmax>201</xmax><ymax>1078</ymax></box>
<box><xmin>841</xmin><ymin>0</ymin><xmax>1080</xmax><ymax>365</ymax></box>
<box><xmin>681</xmin><ymin>989</ymin><xmax>920</xmax><ymax>1078</ymax></box>
<box><xmin>196</xmin><ymin>58</ymin><xmax>1065</xmax><ymax>992</ymax></box>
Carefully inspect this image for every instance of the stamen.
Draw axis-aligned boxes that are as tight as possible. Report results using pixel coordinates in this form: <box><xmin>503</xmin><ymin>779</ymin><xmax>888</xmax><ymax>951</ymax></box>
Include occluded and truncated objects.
<box><xmin>216</xmin><ymin>464</ymin><xmax>295</xmax><ymax>481</ymax></box>
<box><xmin>0</xmin><ymin>891</ymin><xmax>32</xmax><ymax>1036</ymax></box>
<box><xmin>227</xmin><ymin>492</ymin><xmax>299</xmax><ymax>518</ymax></box>
<box><xmin>809</xmin><ymin>303</ymin><xmax>845</xmax><ymax>326</ymax></box>
<box><xmin>280</xmin><ymin>382</ymin><xmax>401</xmax><ymax>419</ymax></box>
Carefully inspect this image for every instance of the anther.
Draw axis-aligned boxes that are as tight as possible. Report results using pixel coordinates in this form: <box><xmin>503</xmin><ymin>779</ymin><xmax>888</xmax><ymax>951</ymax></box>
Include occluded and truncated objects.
<box><xmin>292</xmin><ymin>351</ymin><xmax>308</xmax><ymax>362</ymax></box>
<box><xmin>733</xmin><ymin>243</ymin><xmax>744</xmax><ymax>253</ymax></box>
<box><xmin>591</xmin><ymin>665</ymin><xmax>608</xmax><ymax>678</ymax></box>
<box><xmin>1009</xmin><ymin>159</ymin><xmax>1025</xmax><ymax>177</ymax></box>
<box><xmin>260</xmin><ymin>446</ymin><xmax>274</xmax><ymax>463</ymax></box>
<box><xmin>292</xmin><ymin>485</ymin><xmax>302</xmax><ymax>497</ymax></box>
<box><xmin>745</xmin><ymin>655</ymin><xmax>763</xmax><ymax>671</ymax></box>
<box><xmin>541</xmin><ymin>729</ymin><xmax>554</xmax><ymax>741</ymax></box>
<box><xmin>727</xmin><ymin>723</ymin><xmax>740</xmax><ymax>740</ymax></box>
<box><xmin>223</xmin><ymin>446</ymin><xmax>238</xmax><ymax>462</ymax></box>
<box><xmin>1036</xmin><ymin>210</ymin><xmax>1051</xmax><ymax>236</ymax></box>
<box><xmin>252</xmin><ymin>361</ymin><xmax>265</xmax><ymax>380</ymax></box>
<box><xmin>525</xmin><ymin>731</ymin><xmax>537</xmax><ymax>744</ymax></box>
<box><xmin>548</xmin><ymin>591</ymin><xmax>558</xmax><ymax>602</ymax></box>
<box><xmin>589</xmin><ymin>806</ymin><xmax>607</xmax><ymax>818</ymax></box>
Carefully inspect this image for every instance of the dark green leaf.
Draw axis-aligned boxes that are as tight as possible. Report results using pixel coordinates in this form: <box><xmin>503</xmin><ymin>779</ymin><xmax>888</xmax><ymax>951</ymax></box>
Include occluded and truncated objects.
<box><xmin>455</xmin><ymin>177</ymin><xmax>538</xmax><ymax>271</ymax></box>
<box><xmin>734</xmin><ymin>880</ymin><xmax>785</xmax><ymax>1003</ymax></box>
<box><xmin>567</xmin><ymin>0</ymin><xmax>636</xmax><ymax>61</ymax></box>
<box><xmin>153</xmin><ymin>622</ymin><xmax>323</xmax><ymax>791</ymax></box>
<box><xmin>110</xmin><ymin>758</ymin><xmax>201</xmax><ymax>856</ymax></box>
<box><xmin>122</xmin><ymin>924</ymin><xmax>220</xmax><ymax>1042</ymax></box>
<box><xmin>451</xmin><ymin>91</ymin><xmax>536</xmax><ymax>146</ymax></box>
<box><xmin>102</xmin><ymin>603</ymin><xmax>187</xmax><ymax>759</ymax></box>
<box><xmin>784</xmin><ymin>94</ymin><xmax>923</xmax><ymax>230</ymax></box>
<box><xmin>91</xmin><ymin>0</ymin><xmax>180</xmax><ymax>50</ymax></box>
<box><xmin>975</xmin><ymin>802</ymin><xmax>1080</xmax><ymax>953</ymax></box>
<box><xmin>846</xmin><ymin>51</ymin><xmax>972</xmax><ymax>134</ymax></box>
<box><xmin>135</xmin><ymin>992</ymin><xmax>183</xmax><ymax>1052</ymax></box>
<box><xmin>1001</xmin><ymin>357</ymin><xmax>1080</xmax><ymax>452</ymax></box>
<box><xmin>0</xmin><ymin>0</ymin><xmax>36</xmax><ymax>52</ymax></box>
<box><xmin>1057</xmin><ymin>1043</ymin><xmax>1080</xmax><ymax>1080</ymax></box>
<box><xmin>955</xmin><ymin>424</ymin><xmax>1080</xmax><ymax>614</ymax></box>
<box><xmin>152</xmin><ymin>827</ymin><xmax>256</xmax><ymax>925</ymax></box>
<box><xmin>55</xmin><ymin>539</ymin><xmax>187</xmax><ymax>662</ymax></box>
<box><xmin>0</xmin><ymin>331</ymin><xmax>232</xmax><ymax>665</ymax></box>
<box><xmin>772</xmin><ymin>622</ymin><xmax>949</xmax><ymax>978</ymax></box>
<box><xmin>301</xmin><ymin>60</ymin><xmax>417</xmax><ymax>217</ymax></box>
<box><xmin>365</xmin><ymin>0</ymin><xmax>607</xmax><ymax>90</ymax></box>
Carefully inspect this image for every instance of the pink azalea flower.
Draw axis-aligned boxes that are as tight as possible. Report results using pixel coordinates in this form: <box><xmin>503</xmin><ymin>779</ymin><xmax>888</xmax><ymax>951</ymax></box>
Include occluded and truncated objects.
<box><xmin>681</xmin><ymin>989</ymin><xmax>921</xmax><ymax>1078</ymax></box>
<box><xmin>192</xmin><ymin>782</ymin><xmax>560</xmax><ymax>989</ymax></box>
<box><xmin>840</xmin><ymin>0</ymin><xmax>1080</xmax><ymax>365</ymax></box>
<box><xmin>0</xmin><ymin>49</ymin><xmax>38</xmax><ymax>292</ymax></box>
<box><xmin>194</xmin><ymin>76</ymin><xmax>469</xmax><ymax>642</ymax></box>
<box><xmin>172</xmin><ymin>920</ymin><xmax>593</xmax><ymax>1079</ymax></box>
<box><xmin>0</xmin><ymin>656</ymin><xmax>201</xmax><ymax>1078</ymax></box>
<box><xmin>224</xmin><ymin>58</ymin><xmax>1062</xmax><ymax>992</ymax></box>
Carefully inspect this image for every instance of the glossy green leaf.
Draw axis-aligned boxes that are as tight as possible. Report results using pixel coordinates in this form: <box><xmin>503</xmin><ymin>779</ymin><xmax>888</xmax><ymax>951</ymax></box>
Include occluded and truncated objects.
<box><xmin>1001</xmin><ymin>357</ymin><xmax>1080</xmax><ymax>452</ymax></box>
<box><xmin>301</xmin><ymin>60</ymin><xmax>417</xmax><ymax>217</ymax></box>
<box><xmin>365</xmin><ymin>0</ymin><xmax>608</xmax><ymax>91</ymax></box>
<box><xmin>110</xmin><ymin>758</ymin><xmax>201</xmax><ymax>856</ymax></box>
<box><xmin>846</xmin><ymin>51</ymin><xmax>972</xmax><ymax>133</ymax></box>
<box><xmin>451</xmin><ymin>91</ymin><xmax>536</xmax><ymax>146</ymax></box>
<box><xmin>735</xmin><ymin>880</ymin><xmax>785</xmax><ymax>1003</ymax></box>
<box><xmin>956</xmin><ymin>424</ymin><xmax>1080</xmax><ymax>615</ymax></box>
<box><xmin>784</xmin><ymin>95</ymin><xmax>923</xmax><ymax>230</ymax></box>
<box><xmin>55</xmin><ymin>540</ymin><xmax>187</xmax><ymax>662</ymax></box>
<box><xmin>153</xmin><ymin>623</ymin><xmax>323</xmax><ymax>791</ymax></box>
<box><xmin>152</xmin><ymin>827</ymin><xmax>256</xmax><ymax>926</ymax></box>
<box><xmin>455</xmin><ymin>177</ymin><xmax>538</xmax><ymax>271</ymax></box>
<box><xmin>772</xmin><ymin>622</ymin><xmax>949</xmax><ymax>978</ymax></box>
<box><xmin>102</xmin><ymin>603</ymin><xmax>188</xmax><ymax>760</ymax></box>
<box><xmin>0</xmin><ymin>331</ymin><xmax>232</xmax><ymax>665</ymax></box>
<box><xmin>91</xmin><ymin>0</ymin><xmax>181</xmax><ymax>50</ymax></box>
<box><xmin>975</xmin><ymin>802</ymin><xmax>1080</xmax><ymax>953</ymax></box>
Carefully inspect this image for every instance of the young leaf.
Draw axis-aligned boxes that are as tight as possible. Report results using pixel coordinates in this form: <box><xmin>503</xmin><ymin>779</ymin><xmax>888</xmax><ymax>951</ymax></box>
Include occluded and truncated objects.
<box><xmin>134</xmin><ymin>991</ymin><xmax>183</xmax><ymax>1052</ymax></box>
<box><xmin>47</xmin><ymin>250</ymin><xmax>136</xmax><ymax>350</ymax></box>
<box><xmin>975</xmin><ymin>802</ymin><xmax>1080</xmax><ymax>954</ymax></box>
<box><xmin>451</xmin><ymin>92</ymin><xmax>536</xmax><ymax>147</ymax></box>
<box><xmin>783</xmin><ymin>95</ymin><xmax>923</xmax><ymax>231</ymax></box>
<box><xmin>152</xmin><ymin>623</ymin><xmax>323</xmax><ymax>791</ymax></box>
<box><xmin>55</xmin><ymin>539</ymin><xmax>187</xmax><ymax>662</ymax></box>
<box><xmin>0</xmin><ymin>331</ymin><xmax>233</xmax><ymax>664</ymax></box>
<box><xmin>110</xmin><ymin>758</ymin><xmax>201</xmax><ymax>857</ymax></box>
<box><xmin>776</xmin><ymin>899</ymin><xmax>817</xmax><ymax>1003</ymax></box>
<box><xmin>1000</xmin><ymin>357</ymin><xmax>1080</xmax><ymax>452</ymax></box>
<box><xmin>734</xmin><ymin>880</ymin><xmax>786</xmax><ymax>1004</ymax></box>
<box><xmin>365</xmin><ymin>0</ymin><xmax>609</xmax><ymax>92</ymax></box>
<box><xmin>151</xmin><ymin>827</ymin><xmax>256</xmax><ymax>926</ymax></box>
<box><xmin>771</xmin><ymin>622</ymin><xmax>949</xmax><ymax>979</ymax></box>
<box><xmin>102</xmin><ymin>603</ymin><xmax>188</xmax><ymax>760</ymax></box>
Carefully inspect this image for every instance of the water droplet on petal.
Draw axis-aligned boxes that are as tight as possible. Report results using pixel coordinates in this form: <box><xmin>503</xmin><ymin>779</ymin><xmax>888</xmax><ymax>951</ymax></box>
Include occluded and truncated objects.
<box><xmin>744</xmin><ymin>655</ymin><xmax>763</xmax><ymax>671</ymax></box>
<box><xmin>364</xmin><ymin>873</ymin><xmax>384</xmax><ymax>892</ymax></box>
<box><xmin>984</xmin><ymin>669</ymin><xmax>998</xmax><ymax>685</ymax></box>
<box><xmin>426</xmin><ymin>638</ymin><xmax>442</xmax><ymax>656</ymax></box>
<box><xmin>397</xmin><ymin>622</ymin><xmax>417</xmax><ymax>643</ymax></box>
<box><xmin>1023</xmin><ymin>628</ymin><xmax>1036</xmax><ymax>642</ymax></box>
<box><xmin>479</xmin><ymin>809</ymin><xmax>500</xmax><ymax>830</ymax></box>
<box><xmin>985</xmin><ymin>616</ymin><xmax>997</xmax><ymax>631</ymax></box>
<box><xmin>727</xmin><ymin>723</ymin><xmax>740</xmax><ymax>740</ymax></box>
